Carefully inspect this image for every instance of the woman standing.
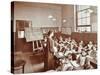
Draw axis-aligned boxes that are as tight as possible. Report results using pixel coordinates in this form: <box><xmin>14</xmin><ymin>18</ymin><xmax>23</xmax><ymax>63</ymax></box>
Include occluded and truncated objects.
<box><xmin>43</xmin><ymin>31</ymin><xmax>55</xmax><ymax>71</ymax></box>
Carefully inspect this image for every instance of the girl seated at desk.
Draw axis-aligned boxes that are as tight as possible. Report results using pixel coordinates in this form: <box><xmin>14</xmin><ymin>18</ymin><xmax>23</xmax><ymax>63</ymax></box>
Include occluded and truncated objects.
<box><xmin>59</xmin><ymin>53</ymin><xmax>80</xmax><ymax>71</ymax></box>
<box><xmin>77</xmin><ymin>50</ymin><xmax>91</xmax><ymax>69</ymax></box>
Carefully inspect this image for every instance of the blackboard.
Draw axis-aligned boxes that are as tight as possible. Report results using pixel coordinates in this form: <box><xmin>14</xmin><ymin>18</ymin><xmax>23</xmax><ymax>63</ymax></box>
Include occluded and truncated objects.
<box><xmin>25</xmin><ymin>27</ymin><xmax>43</xmax><ymax>42</ymax></box>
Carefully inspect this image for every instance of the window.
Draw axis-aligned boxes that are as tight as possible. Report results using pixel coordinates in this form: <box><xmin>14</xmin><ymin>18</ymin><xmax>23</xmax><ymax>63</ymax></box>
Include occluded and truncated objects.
<box><xmin>76</xmin><ymin>5</ymin><xmax>91</xmax><ymax>32</ymax></box>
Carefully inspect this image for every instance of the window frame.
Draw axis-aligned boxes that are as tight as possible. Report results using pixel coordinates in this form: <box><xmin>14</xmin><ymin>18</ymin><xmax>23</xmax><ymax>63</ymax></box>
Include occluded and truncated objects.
<box><xmin>76</xmin><ymin>5</ymin><xmax>92</xmax><ymax>32</ymax></box>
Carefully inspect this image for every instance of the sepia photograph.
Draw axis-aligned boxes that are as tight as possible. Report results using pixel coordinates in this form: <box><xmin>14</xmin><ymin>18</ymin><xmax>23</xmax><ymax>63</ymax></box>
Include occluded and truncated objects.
<box><xmin>11</xmin><ymin>1</ymin><xmax>97</xmax><ymax>74</ymax></box>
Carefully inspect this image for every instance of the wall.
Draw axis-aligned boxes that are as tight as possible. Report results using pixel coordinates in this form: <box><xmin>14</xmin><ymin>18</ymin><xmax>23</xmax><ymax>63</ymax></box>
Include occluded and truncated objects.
<box><xmin>14</xmin><ymin>2</ymin><xmax>62</xmax><ymax>32</ymax></box>
<box><xmin>71</xmin><ymin>32</ymin><xmax>97</xmax><ymax>44</ymax></box>
<box><xmin>61</xmin><ymin>5</ymin><xmax>74</xmax><ymax>34</ymax></box>
<box><xmin>14</xmin><ymin>2</ymin><xmax>75</xmax><ymax>34</ymax></box>
<box><xmin>90</xmin><ymin>6</ymin><xmax>97</xmax><ymax>32</ymax></box>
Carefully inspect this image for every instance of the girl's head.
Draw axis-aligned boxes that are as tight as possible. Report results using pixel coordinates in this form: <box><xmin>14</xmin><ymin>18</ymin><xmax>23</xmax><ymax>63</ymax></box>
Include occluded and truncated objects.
<box><xmin>81</xmin><ymin>50</ymin><xmax>87</xmax><ymax>56</ymax></box>
<box><xmin>67</xmin><ymin>53</ymin><xmax>72</xmax><ymax>60</ymax></box>
<box><xmin>44</xmin><ymin>36</ymin><xmax>48</xmax><ymax>42</ymax></box>
<box><xmin>89</xmin><ymin>41</ymin><xmax>93</xmax><ymax>44</ymax></box>
<box><xmin>67</xmin><ymin>53</ymin><xmax>77</xmax><ymax>61</ymax></box>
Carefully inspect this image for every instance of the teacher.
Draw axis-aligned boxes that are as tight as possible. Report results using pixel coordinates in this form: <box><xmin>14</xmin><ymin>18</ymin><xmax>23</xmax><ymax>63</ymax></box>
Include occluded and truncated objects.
<box><xmin>43</xmin><ymin>31</ymin><xmax>55</xmax><ymax>71</ymax></box>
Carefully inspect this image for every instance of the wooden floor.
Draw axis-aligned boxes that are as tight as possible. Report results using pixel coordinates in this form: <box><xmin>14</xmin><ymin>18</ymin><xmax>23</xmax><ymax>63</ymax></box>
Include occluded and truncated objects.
<box><xmin>14</xmin><ymin>52</ymin><xmax>44</xmax><ymax>74</ymax></box>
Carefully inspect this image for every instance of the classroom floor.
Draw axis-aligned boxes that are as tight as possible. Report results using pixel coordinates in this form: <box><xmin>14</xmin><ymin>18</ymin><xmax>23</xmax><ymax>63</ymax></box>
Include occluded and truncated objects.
<box><xmin>14</xmin><ymin>52</ymin><xmax>44</xmax><ymax>74</ymax></box>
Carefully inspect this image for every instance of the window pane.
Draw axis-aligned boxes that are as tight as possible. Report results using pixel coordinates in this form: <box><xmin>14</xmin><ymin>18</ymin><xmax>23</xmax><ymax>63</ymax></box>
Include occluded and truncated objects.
<box><xmin>77</xmin><ymin>27</ymin><xmax>81</xmax><ymax>32</ymax></box>
<box><xmin>87</xmin><ymin>12</ymin><xmax>90</xmax><ymax>17</ymax></box>
<box><xmin>77</xmin><ymin>27</ymin><xmax>85</xmax><ymax>32</ymax></box>
<box><xmin>78</xmin><ymin>17</ymin><xmax>90</xmax><ymax>25</ymax></box>
<box><xmin>81</xmin><ymin>11</ymin><xmax>87</xmax><ymax>18</ymax></box>
<box><xmin>82</xmin><ymin>27</ymin><xmax>86</xmax><ymax>31</ymax></box>
<box><xmin>77</xmin><ymin>26</ymin><xmax>91</xmax><ymax>32</ymax></box>
<box><xmin>77</xmin><ymin>5</ymin><xmax>90</xmax><ymax>11</ymax></box>
<box><xmin>84</xmin><ymin>27</ymin><xmax>91</xmax><ymax>32</ymax></box>
<box><xmin>86</xmin><ymin>17</ymin><xmax>90</xmax><ymax>25</ymax></box>
<box><xmin>81</xmin><ymin>18</ymin><xmax>86</xmax><ymax>25</ymax></box>
<box><xmin>78</xmin><ymin>11</ymin><xmax>88</xmax><ymax>19</ymax></box>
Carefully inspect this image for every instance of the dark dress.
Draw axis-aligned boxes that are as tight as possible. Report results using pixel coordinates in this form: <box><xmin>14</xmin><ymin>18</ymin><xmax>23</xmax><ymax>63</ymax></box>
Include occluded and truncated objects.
<box><xmin>43</xmin><ymin>37</ymin><xmax>55</xmax><ymax>71</ymax></box>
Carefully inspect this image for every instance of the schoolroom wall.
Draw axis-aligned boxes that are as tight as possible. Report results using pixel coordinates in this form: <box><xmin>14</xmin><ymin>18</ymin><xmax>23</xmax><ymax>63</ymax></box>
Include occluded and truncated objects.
<box><xmin>14</xmin><ymin>2</ymin><xmax>62</xmax><ymax>32</ymax></box>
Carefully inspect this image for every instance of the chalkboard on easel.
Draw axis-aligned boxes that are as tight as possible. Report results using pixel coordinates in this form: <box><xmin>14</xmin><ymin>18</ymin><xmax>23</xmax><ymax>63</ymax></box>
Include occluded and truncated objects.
<box><xmin>25</xmin><ymin>27</ymin><xmax>43</xmax><ymax>42</ymax></box>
